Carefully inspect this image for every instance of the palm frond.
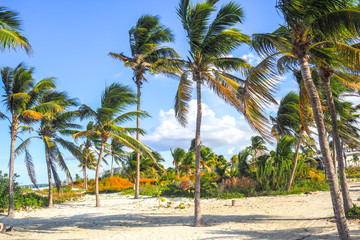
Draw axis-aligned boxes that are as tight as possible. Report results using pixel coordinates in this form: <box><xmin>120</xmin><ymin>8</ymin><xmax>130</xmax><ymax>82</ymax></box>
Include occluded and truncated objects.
<box><xmin>112</xmin><ymin>110</ymin><xmax>150</xmax><ymax>125</ymax></box>
<box><xmin>55</xmin><ymin>146</ymin><xmax>73</xmax><ymax>184</ymax></box>
<box><xmin>312</xmin><ymin>9</ymin><xmax>360</xmax><ymax>39</ymax></box>
<box><xmin>174</xmin><ymin>71</ymin><xmax>193</xmax><ymax>126</ymax></box>
<box><xmin>212</xmin><ymin>57</ymin><xmax>249</xmax><ymax>71</ymax></box>
<box><xmin>24</xmin><ymin>147</ymin><xmax>37</xmax><ymax>187</ymax></box>
<box><xmin>15</xmin><ymin>137</ymin><xmax>32</xmax><ymax>156</ymax></box>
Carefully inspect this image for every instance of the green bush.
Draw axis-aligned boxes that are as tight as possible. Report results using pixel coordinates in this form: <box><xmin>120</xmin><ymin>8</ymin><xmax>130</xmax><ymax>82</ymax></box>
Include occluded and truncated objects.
<box><xmin>0</xmin><ymin>171</ymin><xmax>48</xmax><ymax>211</ymax></box>
<box><xmin>346</xmin><ymin>205</ymin><xmax>360</xmax><ymax>219</ymax></box>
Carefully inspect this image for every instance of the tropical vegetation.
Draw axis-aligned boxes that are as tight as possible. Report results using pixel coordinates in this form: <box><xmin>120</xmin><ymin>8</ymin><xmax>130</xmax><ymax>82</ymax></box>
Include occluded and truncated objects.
<box><xmin>2</xmin><ymin>1</ymin><xmax>360</xmax><ymax>239</ymax></box>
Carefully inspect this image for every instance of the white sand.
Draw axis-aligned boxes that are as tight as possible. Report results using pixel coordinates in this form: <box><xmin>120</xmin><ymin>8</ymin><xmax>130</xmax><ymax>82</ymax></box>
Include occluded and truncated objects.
<box><xmin>1</xmin><ymin>182</ymin><xmax>360</xmax><ymax>240</ymax></box>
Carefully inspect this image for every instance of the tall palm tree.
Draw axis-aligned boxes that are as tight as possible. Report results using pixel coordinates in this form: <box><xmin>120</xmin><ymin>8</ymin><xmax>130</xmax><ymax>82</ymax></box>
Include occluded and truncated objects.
<box><xmin>73</xmin><ymin>83</ymin><xmax>154</xmax><ymax>207</ymax></box>
<box><xmin>251</xmin><ymin>0</ymin><xmax>360</xmax><ymax>237</ymax></box>
<box><xmin>313</xmin><ymin>50</ymin><xmax>360</xmax><ymax>212</ymax></box>
<box><xmin>109</xmin><ymin>15</ymin><xmax>178</xmax><ymax>199</ymax></box>
<box><xmin>16</xmin><ymin>90</ymin><xmax>81</xmax><ymax>207</ymax></box>
<box><xmin>175</xmin><ymin>0</ymin><xmax>277</xmax><ymax>226</ymax></box>
<box><xmin>1</xmin><ymin>64</ymin><xmax>57</xmax><ymax>217</ymax></box>
<box><xmin>0</xmin><ymin>7</ymin><xmax>31</xmax><ymax>53</ymax></box>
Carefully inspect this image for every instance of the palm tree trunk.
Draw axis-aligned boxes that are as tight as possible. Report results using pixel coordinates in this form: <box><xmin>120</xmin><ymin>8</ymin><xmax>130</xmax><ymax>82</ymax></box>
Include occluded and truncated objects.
<box><xmin>342</xmin><ymin>141</ymin><xmax>347</xmax><ymax>168</ymax></box>
<box><xmin>135</xmin><ymin>83</ymin><xmax>141</xmax><ymax>199</ymax></box>
<box><xmin>7</xmin><ymin>123</ymin><xmax>17</xmax><ymax>218</ymax></box>
<box><xmin>95</xmin><ymin>142</ymin><xmax>105</xmax><ymax>207</ymax></box>
<box><xmin>286</xmin><ymin>126</ymin><xmax>305</xmax><ymax>192</ymax></box>
<box><xmin>299</xmin><ymin>55</ymin><xmax>349</xmax><ymax>239</ymax></box>
<box><xmin>44</xmin><ymin>142</ymin><xmax>53</xmax><ymax>207</ymax></box>
<box><xmin>110</xmin><ymin>155</ymin><xmax>114</xmax><ymax>177</ymax></box>
<box><xmin>333</xmin><ymin>140</ymin><xmax>337</xmax><ymax>169</ymax></box>
<box><xmin>322</xmin><ymin>74</ymin><xmax>353</xmax><ymax>212</ymax></box>
<box><xmin>83</xmin><ymin>163</ymin><xmax>87</xmax><ymax>190</ymax></box>
<box><xmin>194</xmin><ymin>79</ymin><xmax>204</xmax><ymax>227</ymax></box>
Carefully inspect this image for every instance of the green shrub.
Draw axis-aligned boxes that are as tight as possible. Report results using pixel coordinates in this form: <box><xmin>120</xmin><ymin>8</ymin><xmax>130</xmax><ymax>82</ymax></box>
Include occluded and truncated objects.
<box><xmin>346</xmin><ymin>205</ymin><xmax>360</xmax><ymax>219</ymax></box>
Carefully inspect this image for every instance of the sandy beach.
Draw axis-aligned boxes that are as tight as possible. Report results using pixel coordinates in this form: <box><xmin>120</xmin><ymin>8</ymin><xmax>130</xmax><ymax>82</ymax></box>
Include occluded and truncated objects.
<box><xmin>1</xmin><ymin>182</ymin><xmax>360</xmax><ymax>240</ymax></box>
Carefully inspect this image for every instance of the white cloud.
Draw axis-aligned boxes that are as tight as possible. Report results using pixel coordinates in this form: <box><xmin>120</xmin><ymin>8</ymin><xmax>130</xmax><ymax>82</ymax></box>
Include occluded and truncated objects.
<box><xmin>241</xmin><ymin>53</ymin><xmax>261</xmax><ymax>66</ymax></box>
<box><xmin>143</xmin><ymin>100</ymin><xmax>257</xmax><ymax>152</ymax></box>
<box><xmin>345</xmin><ymin>95</ymin><xmax>360</xmax><ymax>107</ymax></box>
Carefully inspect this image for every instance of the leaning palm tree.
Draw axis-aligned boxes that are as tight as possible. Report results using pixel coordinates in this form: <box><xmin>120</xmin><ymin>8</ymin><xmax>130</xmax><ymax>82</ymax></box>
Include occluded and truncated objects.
<box><xmin>251</xmin><ymin>0</ymin><xmax>360</xmax><ymax>237</ymax></box>
<box><xmin>0</xmin><ymin>7</ymin><xmax>31</xmax><ymax>53</ymax></box>
<box><xmin>16</xmin><ymin>90</ymin><xmax>82</xmax><ymax>207</ymax></box>
<box><xmin>175</xmin><ymin>0</ymin><xmax>277</xmax><ymax>226</ymax></box>
<box><xmin>109</xmin><ymin>15</ymin><xmax>178</xmax><ymax>199</ymax></box>
<box><xmin>312</xmin><ymin>49</ymin><xmax>360</xmax><ymax>212</ymax></box>
<box><xmin>73</xmin><ymin>83</ymin><xmax>154</xmax><ymax>207</ymax></box>
<box><xmin>270</xmin><ymin>89</ymin><xmax>314</xmax><ymax>191</ymax></box>
<box><xmin>1</xmin><ymin>64</ymin><xmax>57</xmax><ymax>217</ymax></box>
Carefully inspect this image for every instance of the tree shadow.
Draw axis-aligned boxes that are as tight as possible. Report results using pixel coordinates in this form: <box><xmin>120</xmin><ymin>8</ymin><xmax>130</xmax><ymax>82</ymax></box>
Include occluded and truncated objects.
<box><xmin>0</xmin><ymin>213</ymin><xmax>333</xmax><ymax>236</ymax></box>
<box><xmin>205</xmin><ymin>228</ymin><xmax>360</xmax><ymax>240</ymax></box>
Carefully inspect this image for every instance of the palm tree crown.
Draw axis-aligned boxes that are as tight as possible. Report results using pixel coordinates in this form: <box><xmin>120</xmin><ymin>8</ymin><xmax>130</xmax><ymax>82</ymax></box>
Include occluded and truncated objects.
<box><xmin>73</xmin><ymin>83</ymin><xmax>154</xmax><ymax>207</ymax></box>
<box><xmin>0</xmin><ymin>7</ymin><xmax>31</xmax><ymax>53</ymax></box>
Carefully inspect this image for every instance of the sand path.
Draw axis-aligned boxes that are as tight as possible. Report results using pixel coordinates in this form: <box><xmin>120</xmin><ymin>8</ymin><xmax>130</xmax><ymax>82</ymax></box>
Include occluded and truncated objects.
<box><xmin>1</xmin><ymin>182</ymin><xmax>360</xmax><ymax>239</ymax></box>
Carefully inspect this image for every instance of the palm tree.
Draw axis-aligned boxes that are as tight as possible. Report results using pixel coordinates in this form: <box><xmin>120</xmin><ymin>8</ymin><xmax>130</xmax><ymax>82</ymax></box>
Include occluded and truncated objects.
<box><xmin>78</xmin><ymin>121</ymin><xmax>98</xmax><ymax>190</ymax></box>
<box><xmin>0</xmin><ymin>7</ymin><xmax>31</xmax><ymax>53</ymax></box>
<box><xmin>78</xmin><ymin>143</ymin><xmax>96</xmax><ymax>190</ymax></box>
<box><xmin>109</xmin><ymin>15</ymin><xmax>177</xmax><ymax>199</ymax></box>
<box><xmin>180</xmin><ymin>151</ymin><xmax>195</xmax><ymax>175</ymax></box>
<box><xmin>73</xmin><ymin>83</ymin><xmax>154</xmax><ymax>207</ymax></box>
<box><xmin>270</xmin><ymin>90</ymin><xmax>313</xmax><ymax>191</ymax></box>
<box><xmin>251</xmin><ymin>1</ymin><xmax>360</xmax><ymax>237</ymax></box>
<box><xmin>238</xmin><ymin>148</ymin><xmax>252</xmax><ymax>178</ymax></box>
<box><xmin>171</xmin><ymin>147</ymin><xmax>186</xmax><ymax>176</ymax></box>
<box><xmin>175</xmin><ymin>0</ymin><xmax>277</xmax><ymax>226</ymax></box>
<box><xmin>250</xmin><ymin>136</ymin><xmax>268</xmax><ymax>158</ymax></box>
<box><xmin>106</xmin><ymin>139</ymin><xmax>126</xmax><ymax>177</ymax></box>
<box><xmin>16</xmin><ymin>90</ymin><xmax>82</xmax><ymax>207</ymax></box>
<box><xmin>314</xmin><ymin>54</ymin><xmax>360</xmax><ymax>212</ymax></box>
<box><xmin>1</xmin><ymin>64</ymin><xmax>57</xmax><ymax>217</ymax></box>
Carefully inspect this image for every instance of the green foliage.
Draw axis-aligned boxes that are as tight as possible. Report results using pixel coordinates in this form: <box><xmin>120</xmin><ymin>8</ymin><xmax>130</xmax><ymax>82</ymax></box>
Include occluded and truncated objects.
<box><xmin>238</xmin><ymin>148</ymin><xmax>251</xmax><ymax>177</ymax></box>
<box><xmin>345</xmin><ymin>205</ymin><xmax>360</xmax><ymax>219</ymax></box>
<box><xmin>0</xmin><ymin>172</ymin><xmax>82</xmax><ymax>212</ymax></box>
<box><xmin>0</xmin><ymin>172</ymin><xmax>45</xmax><ymax>211</ymax></box>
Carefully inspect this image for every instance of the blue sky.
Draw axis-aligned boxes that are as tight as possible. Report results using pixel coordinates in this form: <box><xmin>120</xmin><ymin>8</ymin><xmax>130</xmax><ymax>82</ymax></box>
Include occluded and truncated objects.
<box><xmin>0</xmin><ymin>0</ymin><xmax>297</xmax><ymax>185</ymax></box>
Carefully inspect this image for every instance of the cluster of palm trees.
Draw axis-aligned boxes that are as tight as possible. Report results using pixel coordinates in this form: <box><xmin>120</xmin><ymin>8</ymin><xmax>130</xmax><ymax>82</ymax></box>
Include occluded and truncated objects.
<box><xmin>171</xmin><ymin>139</ymin><xmax>237</xmax><ymax>178</ymax></box>
<box><xmin>2</xmin><ymin>0</ymin><xmax>360</xmax><ymax>239</ymax></box>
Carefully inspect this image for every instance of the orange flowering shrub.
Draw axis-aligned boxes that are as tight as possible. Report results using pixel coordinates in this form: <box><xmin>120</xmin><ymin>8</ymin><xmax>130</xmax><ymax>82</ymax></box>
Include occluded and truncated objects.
<box><xmin>87</xmin><ymin>177</ymin><xmax>132</xmax><ymax>192</ymax></box>
<box><xmin>175</xmin><ymin>175</ymin><xmax>195</xmax><ymax>182</ymax></box>
<box><xmin>307</xmin><ymin>168</ymin><xmax>325</xmax><ymax>183</ymax></box>
<box><xmin>100</xmin><ymin>177</ymin><xmax>133</xmax><ymax>191</ymax></box>
<box><xmin>139</xmin><ymin>178</ymin><xmax>156</xmax><ymax>186</ymax></box>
